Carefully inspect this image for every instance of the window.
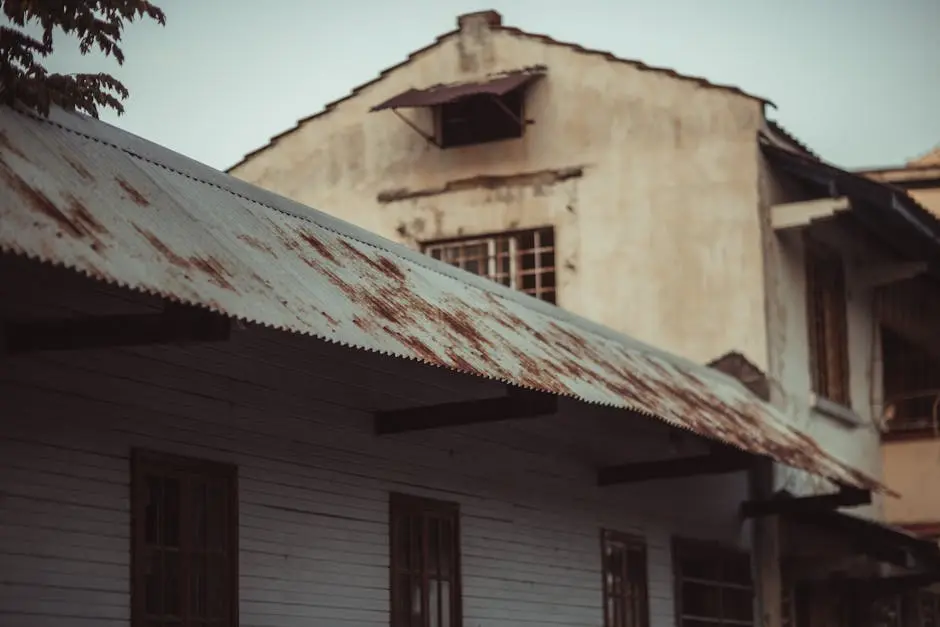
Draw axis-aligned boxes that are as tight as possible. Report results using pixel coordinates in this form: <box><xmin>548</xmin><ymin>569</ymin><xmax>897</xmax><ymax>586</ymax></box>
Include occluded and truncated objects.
<box><xmin>882</xmin><ymin>327</ymin><xmax>940</xmax><ymax>439</ymax></box>
<box><xmin>423</xmin><ymin>228</ymin><xmax>556</xmax><ymax>303</ymax></box>
<box><xmin>390</xmin><ymin>493</ymin><xmax>461</xmax><ymax>627</ymax></box>
<box><xmin>436</xmin><ymin>88</ymin><xmax>525</xmax><ymax>148</ymax></box>
<box><xmin>805</xmin><ymin>240</ymin><xmax>850</xmax><ymax>406</ymax></box>
<box><xmin>673</xmin><ymin>539</ymin><xmax>754</xmax><ymax>627</ymax></box>
<box><xmin>132</xmin><ymin>450</ymin><xmax>238</xmax><ymax>627</ymax></box>
<box><xmin>602</xmin><ymin>530</ymin><xmax>650</xmax><ymax>627</ymax></box>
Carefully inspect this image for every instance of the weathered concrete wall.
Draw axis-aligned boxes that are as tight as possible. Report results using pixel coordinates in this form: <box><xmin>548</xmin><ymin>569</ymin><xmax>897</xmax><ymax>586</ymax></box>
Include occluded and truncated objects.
<box><xmin>231</xmin><ymin>15</ymin><xmax>769</xmax><ymax>370</ymax></box>
<box><xmin>757</xmin><ymin>162</ymin><xmax>883</xmax><ymax>507</ymax></box>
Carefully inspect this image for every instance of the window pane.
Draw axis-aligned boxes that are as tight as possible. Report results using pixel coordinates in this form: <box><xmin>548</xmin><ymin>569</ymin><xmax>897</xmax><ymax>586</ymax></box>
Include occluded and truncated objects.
<box><xmin>603</xmin><ymin>533</ymin><xmax>648</xmax><ymax>627</ymax></box>
<box><xmin>679</xmin><ymin>556</ymin><xmax>721</xmax><ymax>581</ymax></box>
<box><xmin>430</xmin><ymin>579</ymin><xmax>451</xmax><ymax>627</ymax></box>
<box><xmin>146</xmin><ymin>476</ymin><xmax>181</xmax><ymax>547</ymax></box>
<box><xmin>205</xmin><ymin>481</ymin><xmax>227</xmax><ymax>551</ymax></box>
<box><xmin>723</xmin><ymin>555</ymin><xmax>752</xmax><ymax>585</ymax></box>
<box><xmin>390</xmin><ymin>496</ymin><xmax>459</xmax><ymax>627</ymax></box>
<box><xmin>133</xmin><ymin>453</ymin><xmax>236</xmax><ymax>627</ymax></box>
<box><xmin>206</xmin><ymin>556</ymin><xmax>228</xmax><ymax>619</ymax></box>
<box><xmin>194</xmin><ymin>554</ymin><xmax>207</xmax><ymax>618</ymax></box>
<box><xmin>724</xmin><ymin>588</ymin><xmax>755</xmax><ymax>621</ymax></box>
<box><xmin>145</xmin><ymin>549</ymin><xmax>181</xmax><ymax>617</ymax></box>
<box><xmin>421</xmin><ymin>228</ymin><xmax>556</xmax><ymax>303</ymax></box>
<box><xmin>682</xmin><ymin>581</ymin><xmax>722</xmax><ymax>618</ymax></box>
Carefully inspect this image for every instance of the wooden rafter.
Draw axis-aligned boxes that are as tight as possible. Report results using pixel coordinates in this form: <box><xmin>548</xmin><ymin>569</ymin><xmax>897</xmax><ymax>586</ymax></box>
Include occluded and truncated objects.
<box><xmin>2</xmin><ymin>303</ymin><xmax>230</xmax><ymax>354</ymax></box>
<box><xmin>374</xmin><ymin>386</ymin><xmax>558</xmax><ymax>435</ymax></box>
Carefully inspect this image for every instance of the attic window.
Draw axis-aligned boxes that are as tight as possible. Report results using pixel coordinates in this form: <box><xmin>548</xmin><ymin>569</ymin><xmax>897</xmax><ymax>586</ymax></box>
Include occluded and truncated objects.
<box><xmin>436</xmin><ymin>88</ymin><xmax>524</xmax><ymax>148</ymax></box>
<box><xmin>370</xmin><ymin>69</ymin><xmax>544</xmax><ymax>150</ymax></box>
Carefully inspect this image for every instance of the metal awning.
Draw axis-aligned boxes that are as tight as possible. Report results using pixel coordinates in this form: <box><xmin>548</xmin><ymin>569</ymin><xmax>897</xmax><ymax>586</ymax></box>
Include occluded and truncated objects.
<box><xmin>0</xmin><ymin>105</ymin><xmax>889</xmax><ymax>493</ymax></box>
<box><xmin>370</xmin><ymin>69</ymin><xmax>544</xmax><ymax>111</ymax></box>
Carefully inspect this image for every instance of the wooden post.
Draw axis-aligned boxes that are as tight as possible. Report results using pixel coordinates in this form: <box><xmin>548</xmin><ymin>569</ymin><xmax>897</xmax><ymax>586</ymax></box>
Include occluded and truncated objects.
<box><xmin>750</xmin><ymin>457</ymin><xmax>783</xmax><ymax>627</ymax></box>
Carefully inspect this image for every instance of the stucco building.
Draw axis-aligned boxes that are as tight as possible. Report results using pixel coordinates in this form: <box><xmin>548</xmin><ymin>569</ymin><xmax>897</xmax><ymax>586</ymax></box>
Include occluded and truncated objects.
<box><xmin>229</xmin><ymin>9</ymin><xmax>940</xmax><ymax>509</ymax></box>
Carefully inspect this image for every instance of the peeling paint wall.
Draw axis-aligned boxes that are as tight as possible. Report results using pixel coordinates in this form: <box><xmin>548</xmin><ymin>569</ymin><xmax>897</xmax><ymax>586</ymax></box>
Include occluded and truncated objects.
<box><xmin>758</xmin><ymin>160</ymin><xmax>883</xmax><ymax>508</ymax></box>
<box><xmin>231</xmin><ymin>17</ymin><xmax>769</xmax><ymax>370</ymax></box>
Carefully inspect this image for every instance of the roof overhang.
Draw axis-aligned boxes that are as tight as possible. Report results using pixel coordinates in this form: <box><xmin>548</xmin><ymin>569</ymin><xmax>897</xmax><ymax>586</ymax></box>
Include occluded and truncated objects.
<box><xmin>370</xmin><ymin>67</ymin><xmax>545</xmax><ymax>111</ymax></box>
<box><xmin>0</xmin><ymin>105</ymin><xmax>891</xmax><ymax>494</ymax></box>
<box><xmin>785</xmin><ymin>503</ymin><xmax>940</xmax><ymax>574</ymax></box>
<box><xmin>762</xmin><ymin>141</ymin><xmax>940</xmax><ymax>272</ymax></box>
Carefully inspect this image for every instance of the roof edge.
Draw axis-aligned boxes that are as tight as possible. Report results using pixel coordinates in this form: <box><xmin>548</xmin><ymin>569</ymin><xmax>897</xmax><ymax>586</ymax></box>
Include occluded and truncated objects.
<box><xmin>225</xmin><ymin>30</ymin><xmax>460</xmax><ymax>173</ymax></box>
<box><xmin>226</xmin><ymin>16</ymin><xmax>772</xmax><ymax>172</ymax></box>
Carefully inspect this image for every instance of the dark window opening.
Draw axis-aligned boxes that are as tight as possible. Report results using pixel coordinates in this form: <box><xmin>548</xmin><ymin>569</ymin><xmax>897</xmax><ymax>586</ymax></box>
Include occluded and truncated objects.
<box><xmin>602</xmin><ymin>530</ymin><xmax>650</xmax><ymax>627</ymax></box>
<box><xmin>423</xmin><ymin>227</ymin><xmax>556</xmax><ymax>303</ymax></box>
<box><xmin>390</xmin><ymin>493</ymin><xmax>461</xmax><ymax>627</ymax></box>
<box><xmin>674</xmin><ymin>539</ymin><xmax>754</xmax><ymax>627</ymax></box>
<box><xmin>882</xmin><ymin>327</ymin><xmax>940</xmax><ymax>439</ymax></box>
<box><xmin>132</xmin><ymin>450</ymin><xmax>238</xmax><ymax>627</ymax></box>
<box><xmin>805</xmin><ymin>240</ymin><xmax>850</xmax><ymax>406</ymax></box>
<box><xmin>436</xmin><ymin>88</ymin><xmax>525</xmax><ymax>148</ymax></box>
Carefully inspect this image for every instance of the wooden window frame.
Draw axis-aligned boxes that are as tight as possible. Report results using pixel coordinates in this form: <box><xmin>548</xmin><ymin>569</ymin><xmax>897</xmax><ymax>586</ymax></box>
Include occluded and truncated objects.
<box><xmin>805</xmin><ymin>238</ymin><xmax>851</xmax><ymax>407</ymax></box>
<box><xmin>422</xmin><ymin>227</ymin><xmax>557</xmax><ymax>303</ymax></box>
<box><xmin>389</xmin><ymin>493</ymin><xmax>462</xmax><ymax>627</ymax></box>
<box><xmin>601</xmin><ymin>529</ymin><xmax>650</xmax><ymax>627</ymax></box>
<box><xmin>131</xmin><ymin>449</ymin><xmax>239</xmax><ymax>627</ymax></box>
<box><xmin>672</xmin><ymin>538</ymin><xmax>754</xmax><ymax>627</ymax></box>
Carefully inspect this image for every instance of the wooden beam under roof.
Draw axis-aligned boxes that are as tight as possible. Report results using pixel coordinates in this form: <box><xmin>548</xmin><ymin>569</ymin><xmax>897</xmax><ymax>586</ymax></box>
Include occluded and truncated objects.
<box><xmin>770</xmin><ymin>197</ymin><xmax>851</xmax><ymax>231</ymax></box>
<box><xmin>374</xmin><ymin>386</ymin><xmax>558</xmax><ymax>435</ymax></box>
<box><xmin>2</xmin><ymin>303</ymin><xmax>230</xmax><ymax>354</ymax></box>
<box><xmin>598</xmin><ymin>444</ymin><xmax>754</xmax><ymax>486</ymax></box>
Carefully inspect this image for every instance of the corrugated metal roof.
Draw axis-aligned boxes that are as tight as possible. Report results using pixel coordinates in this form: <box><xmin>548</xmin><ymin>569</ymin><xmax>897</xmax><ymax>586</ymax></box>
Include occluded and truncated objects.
<box><xmin>0</xmin><ymin>105</ymin><xmax>885</xmax><ymax>493</ymax></box>
<box><xmin>371</xmin><ymin>69</ymin><xmax>544</xmax><ymax>111</ymax></box>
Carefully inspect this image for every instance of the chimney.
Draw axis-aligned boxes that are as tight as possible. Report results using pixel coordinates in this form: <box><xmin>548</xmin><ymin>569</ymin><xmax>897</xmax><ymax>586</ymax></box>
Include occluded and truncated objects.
<box><xmin>457</xmin><ymin>10</ymin><xmax>503</xmax><ymax>32</ymax></box>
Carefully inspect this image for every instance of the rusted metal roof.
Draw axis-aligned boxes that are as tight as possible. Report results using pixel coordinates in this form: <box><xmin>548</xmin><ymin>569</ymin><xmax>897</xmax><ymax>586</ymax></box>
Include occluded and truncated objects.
<box><xmin>0</xmin><ymin>105</ymin><xmax>885</xmax><ymax>493</ymax></box>
<box><xmin>371</xmin><ymin>69</ymin><xmax>544</xmax><ymax>111</ymax></box>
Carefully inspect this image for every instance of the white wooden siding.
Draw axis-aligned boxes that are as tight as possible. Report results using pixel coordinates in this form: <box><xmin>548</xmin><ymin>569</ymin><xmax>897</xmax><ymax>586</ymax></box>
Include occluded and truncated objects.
<box><xmin>0</xmin><ymin>259</ymin><xmax>750</xmax><ymax>627</ymax></box>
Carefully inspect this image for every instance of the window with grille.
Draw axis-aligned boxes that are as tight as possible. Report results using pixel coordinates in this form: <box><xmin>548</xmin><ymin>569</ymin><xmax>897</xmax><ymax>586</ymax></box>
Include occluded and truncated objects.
<box><xmin>805</xmin><ymin>240</ymin><xmax>850</xmax><ymax>406</ymax></box>
<box><xmin>882</xmin><ymin>327</ymin><xmax>940</xmax><ymax>439</ymax></box>
<box><xmin>390</xmin><ymin>493</ymin><xmax>461</xmax><ymax>627</ymax></box>
<box><xmin>602</xmin><ymin>530</ymin><xmax>650</xmax><ymax>627</ymax></box>
<box><xmin>132</xmin><ymin>450</ymin><xmax>238</xmax><ymax>627</ymax></box>
<box><xmin>674</xmin><ymin>539</ymin><xmax>754</xmax><ymax>627</ymax></box>
<box><xmin>422</xmin><ymin>228</ymin><xmax>556</xmax><ymax>303</ymax></box>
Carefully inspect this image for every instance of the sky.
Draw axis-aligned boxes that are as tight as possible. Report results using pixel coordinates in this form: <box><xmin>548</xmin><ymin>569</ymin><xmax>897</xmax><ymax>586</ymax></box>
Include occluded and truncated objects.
<box><xmin>22</xmin><ymin>0</ymin><xmax>940</xmax><ymax>172</ymax></box>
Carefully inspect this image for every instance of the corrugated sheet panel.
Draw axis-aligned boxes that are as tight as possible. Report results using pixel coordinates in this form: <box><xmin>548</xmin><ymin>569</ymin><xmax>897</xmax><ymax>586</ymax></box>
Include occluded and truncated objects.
<box><xmin>0</xmin><ymin>106</ymin><xmax>884</xmax><ymax>492</ymax></box>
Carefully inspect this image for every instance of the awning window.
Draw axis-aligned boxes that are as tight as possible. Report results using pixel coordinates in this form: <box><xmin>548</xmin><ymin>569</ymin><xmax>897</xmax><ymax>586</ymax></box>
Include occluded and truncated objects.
<box><xmin>370</xmin><ymin>70</ymin><xmax>544</xmax><ymax>111</ymax></box>
<box><xmin>371</xmin><ymin>69</ymin><xmax>545</xmax><ymax>149</ymax></box>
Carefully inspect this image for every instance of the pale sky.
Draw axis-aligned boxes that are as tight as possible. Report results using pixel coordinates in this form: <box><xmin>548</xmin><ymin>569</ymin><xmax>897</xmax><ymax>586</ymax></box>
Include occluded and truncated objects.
<box><xmin>22</xmin><ymin>0</ymin><xmax>940</xmax><ymax>172</ymax></box>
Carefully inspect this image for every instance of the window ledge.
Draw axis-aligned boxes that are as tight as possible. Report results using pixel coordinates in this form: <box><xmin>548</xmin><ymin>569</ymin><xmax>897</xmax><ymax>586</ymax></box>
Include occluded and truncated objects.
<box><xmin>810</xmin><ymin>394</ymin><xmax>863</xmax><ymax>429</ymax></box>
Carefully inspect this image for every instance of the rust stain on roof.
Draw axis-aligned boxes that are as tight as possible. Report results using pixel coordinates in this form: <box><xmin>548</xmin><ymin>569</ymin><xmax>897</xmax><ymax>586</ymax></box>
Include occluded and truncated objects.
<box><xmin>63</xmin><ymin>154</ymin><xmax>94</xmax><ymax>180</ymax></box>
<box><xmin>238</xmin><ymin>233</ymin><xmax>276</xmax><ymax>256</ymax></box>
<box><xmin>0</xmin><ymin>130</ymin><xmax>28</xmax><ymax>161</ymax></box>
<box><xmin>116</xmin><ymin>177</ymin><xmax>150</xmax><ymax>206</ymax></box>
<box><xmin>0</xmin><ymin>104</ymin><xmax>889</xmax><ymax>495</ymax></box>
